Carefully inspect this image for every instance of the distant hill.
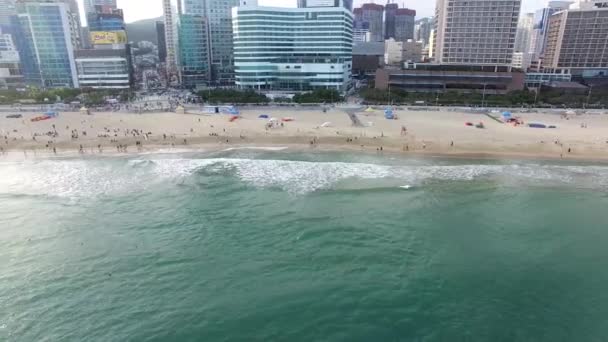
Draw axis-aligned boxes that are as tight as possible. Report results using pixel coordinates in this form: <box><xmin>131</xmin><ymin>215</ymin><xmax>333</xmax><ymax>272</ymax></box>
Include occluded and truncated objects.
<box><xmin>126</xmin><ymin>17</ymin><xmax>162</xmax><ymax>45</ymax></box>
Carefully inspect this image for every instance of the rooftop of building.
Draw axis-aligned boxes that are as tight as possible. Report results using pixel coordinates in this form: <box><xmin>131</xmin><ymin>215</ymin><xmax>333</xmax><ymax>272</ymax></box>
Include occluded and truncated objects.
<box><xmin>396</xmin><ymin>8</ymin><xmax>416</xmax><ymax>16</ymax></box>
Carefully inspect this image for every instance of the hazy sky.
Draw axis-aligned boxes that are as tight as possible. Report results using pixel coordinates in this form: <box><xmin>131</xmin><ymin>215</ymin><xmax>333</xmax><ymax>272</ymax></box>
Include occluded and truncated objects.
<box><xmin>77</xmin><ymin>0</ymin><xmax>549</xmax><ymax>23</ymax></box>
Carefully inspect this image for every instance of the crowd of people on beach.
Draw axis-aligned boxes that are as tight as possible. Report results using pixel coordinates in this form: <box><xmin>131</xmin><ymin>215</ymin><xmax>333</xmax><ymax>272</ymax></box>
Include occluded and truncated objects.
<box><xmin>3</xmin><ymin>105</ymin><xmax>608</xmax><ymax>159</ymax></box>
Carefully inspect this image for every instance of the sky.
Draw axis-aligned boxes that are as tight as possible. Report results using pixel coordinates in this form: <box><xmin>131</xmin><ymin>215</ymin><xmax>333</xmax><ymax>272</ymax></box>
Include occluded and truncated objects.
<box><xmin>77</xmin><ymin>0</ymin><xmax>549</xmax><ymax>23</ymax></box>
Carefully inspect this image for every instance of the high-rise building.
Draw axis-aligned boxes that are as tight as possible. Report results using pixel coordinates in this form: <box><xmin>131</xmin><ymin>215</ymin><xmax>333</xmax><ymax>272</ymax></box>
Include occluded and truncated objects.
<box><xmin>393</xmin><ymin>8</ymin><xmax>416</xmax><ymax>41</ymax></box>
<box><xmin>529</xmin><ymin>1</ymin><xmax>573</xmax><ymax>69</ymax></box>
<box><xmin>156</xmin><ymin>21</ymin><xmax>167</xmax><ymax>63</ymax></box>
<box><xmin>543</xmin><ymin>1</ymin><xmax>608</xmax><ymax>74</ymax></box>
<box><xmin>384</xmin><ymin>3</ymin><xmax>397</xmax><ymax>40</ymax></box>
<box><xmin>0</xmin><ymin>27</ymin><xmax>23</xmax><ymax>89</ymax></box>
<box><xmin>79</xmin><ymin>0</ymin><xmax>132</xmax><ymax>89</ymax></box>
<box><xmin>162</xmin><ymin>0</ymin><xmax>179</xmax><ymax>83</ymax></box>
<box><xmin>16</xmin><ymin>1</ymin><xmax>79</xmax><ymax>87</ymax></box>
<box><xmin>353</xmin><ymin>3</ymin><xmax>383</xmax><ymax>42</ymax></box>
<box><xmin>232</xmin><ymin>3</ymin><xmax>353</xmax><ymax>92</ymax></box>
<box><xmin>204</xmin><ymin>0</ymin><xmax>239</xmax><ymax>85</ymax></box>
<box><xmin>513</xmin><ymin>13</ymin><xmax>534</xmax><ymax>69</ymax></box>
<box><xmin>414</xmin><ymin>17</ymin><xmax>433</xmax><ymax>46</ymax></box>
<box><xmin>87</xmin><ymin>6</ymin><xmax>125</xmax><ymax>33</ymax></box>
<box><xmin>174</xmin><ymin>0</ymin><xmax>238</xmax><ymax>85</ymax></box>
<box><xmin>177</xmin><ymin>14</ymin><xmax>210</xmax><ymax>87</ymax></box>
<box><xmin>0</xmin><ymin>0</ymin><xmax>17</xmax><ymax>28</ymax></box>
<box><xmin>434</xmin><ymin>0</ymin><xmax>521</xmax><ymax>67</ymax></box>
<box><xmin>385</xmin><ymin>3</ymin><xmax>416</xmax><ymax>41</ymax></box>
<box><xmin>514</xmin><ymin>13</ymin><xmax>534</xmax><ymax>53</ymax></box>
<box><xmin>84</xmin><ymin>0</ymin><xmax>117</xmax><ymax>15</ymax></box>
<box><xmin>297</xmin><ymin>0</ymin><xmax>353</xmax><ymax>11</ymax></box>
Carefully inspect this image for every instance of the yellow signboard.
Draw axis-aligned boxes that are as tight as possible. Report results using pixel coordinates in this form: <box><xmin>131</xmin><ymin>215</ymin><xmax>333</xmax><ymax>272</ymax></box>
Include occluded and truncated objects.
<box><xmin>90</xmin><ymin>31</ymin><xmax>127</xmax><ymax>45</ymax></box>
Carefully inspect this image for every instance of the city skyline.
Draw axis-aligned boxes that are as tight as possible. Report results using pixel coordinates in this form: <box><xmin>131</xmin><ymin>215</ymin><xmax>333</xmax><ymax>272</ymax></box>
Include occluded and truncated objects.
<box><xmin>75</xmin><ymin>0</ymin><xmax>549</xmax><ymax>23</ymax></box>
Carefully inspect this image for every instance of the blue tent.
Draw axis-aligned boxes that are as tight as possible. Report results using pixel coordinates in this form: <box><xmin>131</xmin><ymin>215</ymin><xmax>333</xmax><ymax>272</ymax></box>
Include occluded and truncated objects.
<box><xmin>502</xmin><ymin>112</ymin><xmax>512</xmax><ymax>120</ymax></box>
<box><xmin>45</xmin><ymin>110</ymin><xmax>58</xmax><ymax>117</ymax></box>
<box><xmin>227</xmin><ymin>106</ymin><xmax>240</xmax><ymax>115</ymax></box>
<box><xmin>384</xmin><ymin>107</ymin><xmax>395</xmax><ymax>120</ymax></box>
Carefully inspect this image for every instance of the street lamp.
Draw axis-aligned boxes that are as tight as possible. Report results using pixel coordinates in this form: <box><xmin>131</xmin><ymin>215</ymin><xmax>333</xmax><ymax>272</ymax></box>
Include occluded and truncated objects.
<box><xmin>585</xmin><ymin>84</ymin><xmax>593</xmax><ymax>109</ymax></box>
<box><xmin>534</xmin><ymin>84</ymin><xmax>540</xmax><ymax>107</ymax></box>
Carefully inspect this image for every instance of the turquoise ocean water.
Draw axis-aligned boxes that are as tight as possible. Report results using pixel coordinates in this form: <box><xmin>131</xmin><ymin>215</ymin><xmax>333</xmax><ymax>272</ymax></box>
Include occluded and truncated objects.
<box><xmin>2</xmin><ymin>150</ymin><xmax>608</xmax><ymax>341</ymax></box>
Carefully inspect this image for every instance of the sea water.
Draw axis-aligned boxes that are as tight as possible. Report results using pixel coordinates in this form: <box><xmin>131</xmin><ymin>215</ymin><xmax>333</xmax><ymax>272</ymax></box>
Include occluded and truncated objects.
<box><xmin>1</xmin><ymin>150</ymin><xmax>608</xmax><ymax>341</ymax></box>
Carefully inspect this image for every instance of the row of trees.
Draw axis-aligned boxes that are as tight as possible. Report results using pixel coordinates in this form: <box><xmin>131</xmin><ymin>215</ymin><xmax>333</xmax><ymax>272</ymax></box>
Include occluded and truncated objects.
<box><xmin>0</xmin><ymin>88</ymin><xmax>135</xmax><ymax>106</ymax></box>
<box><xmin>196</xmin><ymin>89</ymin><xmax>269</xmax><ymax>104</ymax></box>
<box><xmin>292</xmin><ymin>89</ymin><xmax>343</xmax><ymax>104</ymax></box>
<box><xmin>360</xmin><ymin>88</ymin><xmax>608</xmax><ymax>108</ymax></box>
<box><xmin>196</xmin><ymin>89</ymin><xmax>344</xmax><ymax>104</ymax></box>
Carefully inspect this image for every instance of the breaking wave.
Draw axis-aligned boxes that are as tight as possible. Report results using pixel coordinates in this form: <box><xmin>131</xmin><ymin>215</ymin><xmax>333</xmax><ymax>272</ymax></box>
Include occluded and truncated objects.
<box><xmin>1</xmin><ymin>155</ymin><xmax>607</xmax><ymax>198</ymax></box>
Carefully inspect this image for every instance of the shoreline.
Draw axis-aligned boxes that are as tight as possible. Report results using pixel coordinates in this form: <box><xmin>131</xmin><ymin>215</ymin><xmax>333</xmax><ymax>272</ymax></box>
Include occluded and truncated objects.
<box><xmin>4</xmin><ymin>141</ymin><xmax>608</xmax><ymax>164</ymax></box>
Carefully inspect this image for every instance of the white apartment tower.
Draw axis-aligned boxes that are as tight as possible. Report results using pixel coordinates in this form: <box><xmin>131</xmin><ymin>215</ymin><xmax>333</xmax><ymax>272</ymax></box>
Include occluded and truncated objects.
<box><xmin>162</xmin><ymin>0</ymin><xmax>179</xmax><ymax>83</ymax></box>
<box><xmin>232</xmin><ymin>3</ymin><xmax>353</xmax><ymax>92</ymax></box>
<box><xmin>513</xmin><ymin>12</ymin><xmax>534</xmax><ymax>69</ymax></box>
<box><xmin>433</xmin><ymin>0</ymin><xmax>521</xmax><ymax>67</ymax></box>
<box><xmin>543</xmin><ymin>0</ymin><xmax>608</xmax><ymax>72</ymax></box>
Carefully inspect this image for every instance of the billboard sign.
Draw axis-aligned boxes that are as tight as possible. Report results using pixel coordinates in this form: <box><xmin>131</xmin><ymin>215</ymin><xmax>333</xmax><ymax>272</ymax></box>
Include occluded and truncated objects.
<box><xmin>90</xmin><ymin>31</ymin><xmax>127</xmax><ymax>45</ymax></box>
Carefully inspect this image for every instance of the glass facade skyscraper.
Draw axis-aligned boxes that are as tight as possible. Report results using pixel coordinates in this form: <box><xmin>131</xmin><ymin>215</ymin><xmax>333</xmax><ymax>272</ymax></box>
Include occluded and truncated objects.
<box><xmin>178</xmin><ymin>14</ymin><xmax>210</xmax><ymax>87</ymax></box>
<box><xmin>204</xmin><ymin>0</ymin><xmax>239</xmax><ymax>84</ymax></box>
<box><xmin>175</xmin><ymin>0</ymin><xmax>239</xmax><ymax>85</ymax></box>
<box><xmin>16</xmin><ymin>2</ymin><xmax>78</xmax><ymax>88</ymax></box>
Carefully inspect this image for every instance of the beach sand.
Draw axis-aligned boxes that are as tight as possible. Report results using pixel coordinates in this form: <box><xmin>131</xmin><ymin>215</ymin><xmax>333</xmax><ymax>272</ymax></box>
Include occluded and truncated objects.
<box><xmin>2</xmin><ymin>107</ymin><xmax>608</xmax><ymax>161</ymax></box>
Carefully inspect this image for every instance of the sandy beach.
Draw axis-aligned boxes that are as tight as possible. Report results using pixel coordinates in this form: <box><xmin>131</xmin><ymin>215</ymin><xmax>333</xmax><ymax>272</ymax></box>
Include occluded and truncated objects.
<box><xmin>2</xmin><ymin>106</ymin><xmax>608</xmax><ymax>161</ymax></box>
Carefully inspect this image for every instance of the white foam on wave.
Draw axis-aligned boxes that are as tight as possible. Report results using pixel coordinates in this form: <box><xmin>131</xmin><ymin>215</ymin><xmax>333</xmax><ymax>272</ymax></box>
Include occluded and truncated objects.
<box><xmin>145</xmin><ymin>158</ymin><xmax>608</xmax><ymax>194</ymax></box>
<box><xmin>145</xmin><ymin>158</ymin><xmax>391</xmax><ymax>193</ymax></box>
<box><xmin>222</xmin><ymin>146</ymin><xmax>289</xmax><ymax>152</ymax></box>
<box><xmin>0</xmin><ymin>159</ymin><xmax>156</xmax><ymax>198</ymax></box>
<box><xmin>2</xmin><ymin>156</ymin><xmax>608</xmax><ymax>198</ymax></box>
